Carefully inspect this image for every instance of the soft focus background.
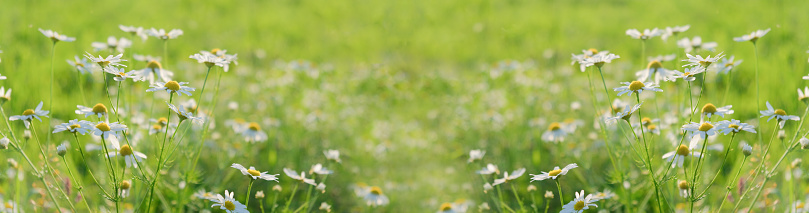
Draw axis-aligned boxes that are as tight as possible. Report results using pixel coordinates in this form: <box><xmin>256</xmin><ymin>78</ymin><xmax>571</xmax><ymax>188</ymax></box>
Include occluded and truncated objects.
<box><xmin>1</xmin><ymin>0</ymin><xmax>809</xmax><ymax>212</ymax></box>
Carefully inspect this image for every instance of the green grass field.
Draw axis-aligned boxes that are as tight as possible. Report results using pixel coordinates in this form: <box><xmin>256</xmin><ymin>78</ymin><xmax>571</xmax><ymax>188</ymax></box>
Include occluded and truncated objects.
<box><xmin>1</xmin><ymin>0</ymin><xmax>809</xmax><ymax>212</ymax></box>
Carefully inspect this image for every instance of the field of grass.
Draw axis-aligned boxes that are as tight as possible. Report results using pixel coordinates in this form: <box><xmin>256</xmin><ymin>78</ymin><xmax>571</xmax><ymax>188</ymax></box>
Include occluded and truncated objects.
<box><xmin>1</xmin><ymin>0</ymin><xmax>809</xmax><ymax>212</ymax></box>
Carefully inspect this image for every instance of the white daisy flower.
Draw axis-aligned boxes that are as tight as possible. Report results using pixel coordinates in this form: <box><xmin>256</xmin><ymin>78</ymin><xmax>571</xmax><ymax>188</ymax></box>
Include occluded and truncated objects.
<box><xmin>84</xmin><ymin>52</ymin><xmax>127</xmax><ymax>68</ymax></box>
<box><xmin>231</xmin><ymin>163</ymin><xmax>280</xmax><ymax>181</ymax></box>
<box><xmin>362</xmin><ymin>186</ymin><xmax>390</xmax><ymax>206</ymax></box>
<box><xmin>468</xmin><ymin>149</ymin><xmax>485</xmax><ymax>163</ymax></box>
<box><xmin>9</xmin><ymin>101</ymin><xmax>49</xmax><ymax>129</ymax></box>
<box><xmin>678</xmin><ymin>180</ymin><xmax>690</xmax><ymax>198</ymax></box>
<box><xmin>662</xmin><ymin>139</ymin><xmax>702</xmax><ymax>168</ymax></box>
<box><xmin>530</xmin><ymin>163</ymin><xmax>577</xmax><ymax>181</ymax></box>
<box><xmin>38</xmin><ymin>29</ymin><xmax>75</xmax><ymax>43</ymax></box>
<box><xmin>200</xmin><ymin>49</ymin><xmax>239</xmax><ymax>72</ymax></box>
<box><xmin>665</xmin><ymin>67</ymin><xmax>706</xmax><ymax>82</ymax></box>
<box><xmin>700</xmin><ymin>103</ymin><xmax>734</xmax><ymax>119</ymax></box>
<box><xmin>661</xmin><ymin>25</ymin><xmax>690</xmax><ymax>41</ymax></box>
<box><xmin>91</xmin><ymin>36</ymin><xmax>132</xmax><ymax>53</ymax></box>
<box><xmin>625</xmin><ymin>28</ymin><xmax>662</xmax><ymax>40</ymax></box>
<box><xmin>733</xmin><ymin>28</ymin><xmax>771</xmax><ymax>43</ymax></box>
<box><xmin>561</xmin><ymin>118</ymin><xmax>584</xmax><ymax>134</ymax></box>
<box><xmin>320</xmin><ymin>202</ymin><xmax>332</xmax><ymax>212</ymax></box>
<box><xmin>324</xmin><ymin>149</ymin><xmax>341</xmax><ymax>163</ymax></box>
<box><xmin>760</xmin><ymin>101</ymin><xmax>800</xmax><ymax>128</ymax></box>
<box><xmin>591</xmin><ymin>189</ymin><xmax>616</xmax><ymax>201</ymax></box>
<box><xmin>606</xmin><ymin>102</ymin><xmax>642</xmax><ymax>124</ymax></box>
<box><xmin>613</xmin><ymin>81</ymin><xmax>662</xmax><ymax>96</ymax></box>
<box><xmin>682</xmin><ymin>121</ymin><xmax>717</xmax><ymax>139</ymax></box>
<box><xmin>0</xmin><ymin>87</ymin><xmax>11</xmax><ymax>104</ymax></box>
<box><xmin>570</xmin><ymin>49</ymin><xmax>603</xmax><ymax>71</ymax></box>
<box><xmin>147</xmin><ymin>28</ymin><xmax>183</xmax><ymax>40</ymax></box>
<box><xmin>106</xmin><ymin>139</ymin><xmax>146</xmax><ymax>168</ymax></box>
<box><xmin>283</xmin><ymin>168</ymin><xmax>317</xmax><ymax>186</ymax></box>
<box><xmin>67</xmin><ymin>55</ymin><xmax>95</xmax><ymax>74</ymax></box>
<box><xmin>241</xmin><ymin>122</ymin><xmax>268</xmax><ymax>143</ymax></box>
<box><xmin>677</xmin><ymin>36</ymin><xmax>718</xmax><ymax>52</ymax></box>
<box><xmin>53</xmin><ymin>119</ymin><xmax>93</xmax><ymax>135</ymax></box>
<box><xmin>477</xmin><ymin>164</ymin><xmax>500</xmax><ymax>175</ymax></box>
<box><xmin>167</xmin><ymin>102</ymin><xmax>202</xmax><ymax>124</ymax></box>
<box><xmin>103</xmin><ymin>67</ymin><xmax>141</xmax><ymax>82</ymax></box>
<box><xmin>91</xmin><ymin>121</ymin><xmax>127</xmax><ymax>139</ymax></box>
<box><xmin>682</xmin><ymin>52</ymin><xmax>725</xmax><ymax>68</ymax></box>
<box><xmin>75</xmin><ymin>103</ymin><xmax>109</xmax><ymax>118</ymax></box>
<box><xmin>716</xmin><ymin>119</ymin><xmax>756</xmax><ymax>135</ymax></box>
<box><xmin>119</xmin><ymin>25</ymin><xmax>148</xmax><ymax>41</ymax></box>
<box><xmin>146</xmin><ymin>81</ymin><xmax>195</xmax><ymax>96</ymax></box>
<box><xmin>636</xmin><ymin>59</ymin><xmax>673</xmax><ymax>84</ymax></box>
<box><xmin>541</xmin><ymin>122</ymin><xmax>567</xmax><ymax>143</ymax></box>
<box><xmin>210</xmin><ymin>190</ymin><xmax>249</xmax><ymax>213</ymax></box>
<box><xmin>799</xmin><ymin>87</ymin><xmax>809</xmax><ymax>103</ymax></box>
<box><xmin>713</xmin><ymin>55</ymin><xmax>743</xmax><ymax>74</ymax></box>
<box><xmin>309</xmin><ymin>163</ymin><xmax>333</xmax><ymax>175</ymax></box>
<box><xmin>560</xmin><ymin>190</ymin><xmax>598</xmax><ymax>213</ymax></box>
<box><xmin>134</xmin><ymin>59</ymin><xmax>174</xmax><ymax>84</ymax></box>
<box><xmin>581</xmin><ymin>53</ymin><xmax>620</xmax><ymax>70</ymax></box>
<box><xmin>194</xmin><ymin>189</ymin><xmax>218</xmax><ymax>200</ymax></box>
<box><xmin>493</xmin><ymin>168</ymin><xmax>525</xmax><ymax>185</ymax></box>
<box><xmin>120</xmin><ymin>180</ymin><xmax>132</xmax><ymax>198</ymax></box>
<box><xmin>190</xmin><ymin>52</ymin><xmax>227</xmax><ymax>69</ymax></box>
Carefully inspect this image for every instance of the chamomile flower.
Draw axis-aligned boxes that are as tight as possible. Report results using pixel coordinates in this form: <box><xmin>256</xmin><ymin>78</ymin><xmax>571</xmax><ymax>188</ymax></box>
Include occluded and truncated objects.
<box><xmin>147</xmin><ymin>28</ymin><xmax>184</xmax><ymax>40</ymax></box>
<box><xmin>189</xmin><ymin>52</ymin><xmax>227</xmax><ymax>69</ymax></box>
<box><xmin>0</xmin><ymin>137</ymin><xmax>9</xmax><ymax>150</ymax></box>
<box><xmin>541</xmin><ymin>122</ymin><xmax>567</xmax><ymax>142</ymax></box>
<box><xmin>53</xmin><ymin>119</ymin><xmax>93</xmax><ymax>135</ymax></box>
<box><xmin>210</xmin><ymin>190</ymin><xmax>248</xmax><ymax>213</ymax></box>
<box><xmin>167</xmin><ymin>102</ymin><xmax>202</xmax><ymax>124</ymax></box>
<box><xmin>193</xmin><ymin>189</ymin><xmax>217</xmax><ymax>200</ymax></box>
<box><xmin>38</xmin><ymin>29</ymin><xmax>75</xmax><ymax>43</ymax></box>
<box><xmin>560</xmin><ymin>190</ymin><xmax>598</xmax><ymax>213</ymax></box>
<box><xmin>716</xmin><ymin>119</ymin><xmax>756</xmax><ymax>135</ymax></box>
<box><xmin>84</xmin><ymin>52</ymin><xmax>127</xmax><ymax>68</ymax></box>
<box><xmin>734</xmin><ymin>28</ymin><xmax>771</xmax><ymax>43</ymax></box>
<box><xmin>91</xmin><ymin>36</ymin><xmax>132</xmax><ymax>53</ymax></box>
<box><xmin>799</xmin><ymin>87</ymin><xmax>809</xmax><ymax>103</ymax></box>
<box><xmin>760</xmin><ymin>101</ymin><xmax>800</xmax><ymax>128</ymax></box>
<box><xmin>606</xmin><ymin>102</ymin><xmax>642</xmax><ymax>123</ymax></box>
<box><xmin>120</xmin><ymin>180</ymin><xmax>132</xmax><ymax>198</ymax></box>
<box><xmin>135</xmin><ymin>59</ymin><xmax>174</xmax><ymax>84</ymax></box>
<box><xmin>682</xmin><ymin>121</ymin><xmax>717</xmax><ymax>139</ymax></box>
<box><xmin>309</xmin><ymin>163</ymin><xmax>333</xmax><ymax>175</ymax></box>
<box><xmin>146</xmin><ymin>81</ymin><xmax>195</xmax><ymax>96</ymax></box>
<box><xmin>666</xmin><ymin>67</ymin><xmax>706</xmax><ymax>82</ymax></box>
<box><xmin>636</xmin><ymin>59</ymin><xmax>673</xmax><ymax>84</ymax></box>
<box><xmin>682</xmin><ymin>52</ymin><xmax>725</xmax><ymax>68</ymax></box>
<box><xmin>106</xmin><ymin>139</ymin><xmax>146</xmax><ymax>168</ymax></box>
<box><xmin>468</xmin><ymin>149</ymin><xmax>485</xmax><ymax>163</ymax></box>
<box><xmin>67</xmin><ymin>55</ymin><xmax>95</xmax><ymax>74</ymax></box>
<box><xmin>75</xmin><ymin>103</ymin><xmax>109</xmax><ymax>118</ymax></box>
<box><xmin>742</xmin><ymin>143</ymin><xmax>753</xmax><ymax>156</ymax></box>
<box><xmin>200</xmin><ymin>49</ymin><xmax>239</xmax><ymax>72</ymax></box>
<box><xmin>570</xmin><ymin>48</ymin><xmax>602</xmax><ymax>71</ymax></box>
<box><xmin>591</xmin><ymin>189</ymin><xmax>616</xmax><ymax>201</ymax></box>
<box><xmin>283</xmin><ymin>168</ymin><xmax>317</xmax><ymax>186</ymax></box>
<box><xmin>661</xmin><ymin>25</ymin><xmax>690</xmax><ymax>41</ymax></box>
<box><xmin>477</xmin><ymin>164</ymin><xmax>500</xmax><ymax>175</ymax></box>
<box><xmin>581</xmin><ymin>53</ymin><xmax>620</xmax><ymax>70</ymax></box>
<box><xmin>613</xmin><ymin>81</ymin><xmax>662</xmax><ymax>96</ymax></box>
<box><xmin>231</xmin><ymin>163</ymin><xmax>280</xmax><ymax>181</ymax></box>
<box><xmin>0</xmin><ymin>87</ymin><xmax>10</xmax><ymax>104</ymax></box>
<box><xmin>241</xmin><ymin>122</ymin><xmax>268</xmax><ymax>142</ymax></box>
<box><xmin>700</xmin><ymin>103</ymin><xmax>734</xmax><ymax>119</ymax></box>
<box><xmin>677</xmin><ymin>36</ymin><xmax>718</xmax><ymax>53</ymax></box>
<box><xmin>677</xmin><ymin>180</ymin><xmax>690</xmax><ymax>198</ymax></box>
<box><xmin>625</xmin><ymin>28</ymin><xmax>662</xmax><ymax>40</ymax></box>
<box><xmin>324</xmin><ymin>149</ymin><xmax>341</xmax><ymax>163</ymax></box>
<box><xmin>713</xmin><ymin>56</ymin><xmax>743</xmax><ymax>74</ymax></box>
<box><xmin>363</xmin><ymin>186</ymin><xmax>390</xmax><ymax>206</ymax></box>
<box><xmin>91</xmin><ymin>121</ymin><xmax>127</xmax><ymax>139</ymax></box>
<box><xmin>492</xmin><ymin>168</ymin><xmax>525</xmax><ymax>185</ymax></box>
<box><xmin>103</xmin><ymin>67</ymin><xmax>141</xmax><ymax>82</ymax></box>
<box><xmin>662</xmin><ymin>139</ymin><xmax>702</xmax><ymax>168</ymax></box>
<box><xmin>320</xmin><ymin>202</ymin><xmax>332</xmax><ymax>212</ymax></box>
<box><xmin>9</xmin><ymin>101</ymin><xmax>48</xmax><ymax>129</ymax></box>
<box><xmin>119</xmin><ymin>25</ymin><xmax>148</xmax><ymax>41</ymax></box>
<box><xmin>530</xmin><ymin>163</ymin><xmax>577</xmax><ymax>181</ymax></box>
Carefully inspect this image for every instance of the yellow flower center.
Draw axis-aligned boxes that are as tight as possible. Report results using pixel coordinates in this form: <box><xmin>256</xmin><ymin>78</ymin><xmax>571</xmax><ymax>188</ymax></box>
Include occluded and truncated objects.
<box><xmin>548</xmin><ymin>122</ymin><xmax>561</xmax><ymax>131</ymax></box>
<box><xmin>247</xmin><ymin>169</ymin><xmax>261</xmax><ymax>176</ymax></box>
<box><xmin>548</xmin><ymin>169</ymin><xmax>562</xmax><ymax>177</ymax></box>
<box><xmin>146</xmin><ymin>60</ymin><xmax>162</xmax><ymax>69</ymax></box>
<box><xmin>119</xmin><ymin>145</ymin><xmax>133</xmax><ymax>156</ymax></box>
<box><xmin>22</xmin><ymin>109</ymin><xmax>35</xmax><ymax>116</ymax></box>
<box><xmin>628</xmin><ymin>81</ymin><xmax>644</xmax><ymax>91</ymax></box>
<box><xmin>775</xmin><ymin>109</ymin><xmax>787</xmax><ymax>116</ymax></box>
<box><xmin>587</xmin><ymin>48</ymin><xmax>598</xmax><ymax>55</ymax></box>
<box><xmin>701</xmin><ymin>103</ymin><xmax>717</xmax><ymax>114</ymax></box>
<box><xmin>369</xmin><ymin>186</ymin><xmax>383</xmax><ymax>195</ymax></box>
<box><xmin>120</xmin><ymin>180</ymin><xmax>131</xmax><ymax>189</ymax></box>
<box><xmin>152</xmin><ymin>124</ymin><xmax>162</xmax><ymax>130</ymax></box>
<box><xmin>164</xmin><ymin>81</ymin><xmax>181</xmax><ymax>92</ymax></box>
<box><xmin>699</xmin><ymin>61</ymin><xmax>712</xmax><ymax>67</ymax></box>
<box><xmin>69</xmin><ymin>124</ymin><xmax>81</xmax><ymax>129</ymax></box>
<box><xmin>439</xmin><ymin>203</ymin><xmax>453</xmax><ymax>211</ymax></box>
<box><xmin>647</xmin><ymin>60</ymin><xmax>663</xmax><ymax>69</ymax></box>
<box><xmin>98</xmin><ymin>61</ymin><xmax>111</xmax><ymax>67</ymax></box>
<box><xmin>573</xmin><ymin>201</ymin><xmax>585</xmax><ymax>210</ymax></box>
<box><xmin>4</xmin><ymin>202</ymin><xmax>11</xmax><ymax>209</ymax></box>
<box><xmin>698</xmin><ymin>123</ymin><xmax>713</xmax><ymax>131</ymax></box>
<box><xmin>96</xmin><ymin>123</ymin><xmax>111</xmax><ymax>132</ymax></box>
<box><xmin>157</xmin><ymin>117</ymin><xmax>168</xmax><ymax>126</ymax></box>
<box><xmin>641</xmin><ymin>117</ymin><xmax>651</xmax><ymax>124</ymax></box>
<box><xmin>92</xmin><ymin>103</ymin><xmax>108</xmax><ymax>114</ymax></box>
<box><xmin>211</xmin><ymin>48</ymin><xmax>222</xmax><ymax>55</ymax></box>
<box><xmin>729</xmin><ymin>124</ymin><xmax>740</xmax><ymax>130</ymax></box>
<box><xmin>648</xmin><ymin>124</ymin><xmax>657</xmax><ymax>131</ymax></box>
<box><xmin>676</xmin><ymin>145</ymin><xmax>690</xmax><ymax>156</ymax></box>
<box><xmin>725</xmin><ymin>63</ymin><xmax>734</xmax><ymax>67</ymax></box>
<box><xmin>224</xmin><ymin>201</ymin><xmax>236</xmax><ymax>210</ymax></box>
<box><xmin>678</xmin><ymin>180</ymin><xmax>689</xmax><ymax>189</ymax></box>
<box><xmin>248</xmin><ymin>122</ymin><xmax>261</xmax><ymax>131</ymax></box>
<box><xmin>683</xmin><ymin>72</ymin><xmax>692</xmax><ymax>77</ymax></box>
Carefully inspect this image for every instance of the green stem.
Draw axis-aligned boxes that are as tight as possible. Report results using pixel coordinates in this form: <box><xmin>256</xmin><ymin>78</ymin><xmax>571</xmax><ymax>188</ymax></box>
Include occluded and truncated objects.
<box><xmin>697</xmin><ymin>133</ymin><xmax>737</xmax><ymax>198</ymax></box>
<box><xmin>284</xmin><ymin>183</ymin><xmax>300</xmax><ymax>212</ymax></box>
<box><xmin>716</xmin><ymin>156</ymin><xmax>747</xmax><ymax>211</ymax></box>
<box><xmin>555</xmin><ymin>179</ymin><xmax>564</xmax><ymax>206</ymax></box>
<box><xmin>509</xmin><ymin>183</ymin><xmax>524</xmax><ymax>211</ymax></box>
<box><xmin>246</xmin><ymin>179</ymin><xmax>255</xmax><ymax>207</ymax></box>
<box><xmin>32</xmin><ymin>124</ymin><xmax>76</xmax><ymax>212</ymax></box>
<box><xmin>72</xmin><ymin>134</ymin><xmax>112</xmax><ymax>198</ymax></box>
<box><xmin>147</xmin><ymin>93</ymin><xmax>174</xmax><ymax>211</ymax></box>
<box><xmin>62</xmin><ymin>156</ymin><xmax>93</xmax><ymax>212</ymax></box>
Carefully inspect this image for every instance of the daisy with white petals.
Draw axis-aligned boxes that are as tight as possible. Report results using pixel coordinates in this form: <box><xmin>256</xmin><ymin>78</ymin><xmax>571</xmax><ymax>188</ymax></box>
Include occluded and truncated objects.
<box><xmin>190</xmin><ymin>52</ymin><xmax>227</xmax><ymax>69</ymax></box>
<box><xmin>107</xmin><ymin>139</ymin><xmax>146</xmax><ymax>168</ymax></box>
<box><xmin>283</xmin><ymin>168</ymin><xmax>317</xmax><ymax>186</ymax></box>
<box><xmin>324</xmin><ymin>149</ymin><xmax>341</xmax><ymax>163</ymax></box>
<box><xmin>91</xmin><ymin>36</ymin><xmax>132</xmax><ymax>53</ymax></box>
<box><xmin>85</xmin><ymin>52</ymin><xmax>127</xmax><ymax>68</ymax></box>
<box><xmin>530</xmin><ymin>163</ymin><xmax>578</xmax><ymax>181</ymax></box>
<box><xmin>677</xmin><ymin>36</ymin><xmax>718</xmax><ymax>53</ymax></box>
<box><xmin>67</xmin><ymin>55</ymin><xmax>95</xmax><ymax>74</ymax></box>
<box><xmin>662</xmin><ymin>139</ymin><xmax>702</xmax><ymax>168</ymax></box>
<box><xmin>681</xmin><ymin>121</ymin><xmax>717</xmax><ymax>139</ymax></box>
<box><xmin>147</xmin><ymin>28</ymin><xmax>184</xmax><ymax>40</ymax></box>
<box><xmin>146</xmin><ymin>81</ymin><xmax>195</xmax><ymax>96</ymax></box>
<box><xmin>477</xmin><ymin>164</ymin><xmax>500</xmax><ymax>175</ymax></box>
<box><xmin>661</xmin><ymin>25</ymin><xmax>690</xmax><ymax>41</ymax></box>
<box><xmin>606</xmin><ymin>102</ymin><xmax>642</xmax><ymax>124</ymax></box>
<box><xmin>92</xmin><ymin>121</ymin><xmax>127</xmax><ymax>139</ymax></box>
<box><xmin>210</xmin><ymin>190</ymin><xmax>248</xmax><ymax>213</ymax></box>
<box><xmin>799</xmin><ymin>87</ymin><xmax>809</xmax><ymax>103</ymax></box>
<box><xmin>53</xmin><ymin>119</ymin><xmax>93</xmax><ymax>135</ymax></box>
<box><xmin>636</xmin><ymin>59</ymin><xmax>673</xmax><ymax>84</ymax></box>
<box><xmin>613</xmin><ymin>81</ymin><xmax>662</xmax><ymax>96</ymax></box>
<box><xmin>581</xmin><ymin>53</ymin><xmax>620</xmax><ymax>70</ymax></box>
<box><xmin>9</xmin><ymin>101</ymin><xmax>49</xmax><ymax>129</ymax></box>
<box><xmin>134</xmin><ymin>59</ymin><xmax>174</xmax><ymax>84</ymax></box>
<box><xmin>231</xmin><ymin>163</ymin><xmax>279</xmax><ymax>181</ymax></box>
<box><xmin>560</xmin><ymin>190</ymin><xmax>598</xmax><ymax>213</ymax></box>
<box><xmin>626</xmin><ymin>28</ymin><xmax>662</xmax><ymax>40</ymax></box>
<box><xmin>700</xmin><ymin>103</ymin><xmax>733</xmax><ymax>119</ymax></box>
<box><xmin>167</xmin><ymin>102</ymin><xmax>202</xmax><ymax>124</ymax></box>
<box><xmin>665</xmin><ymin>67</ymin><xmax>706</xmax><ymax>82</ymax></box>
<box><xmin>760</xmin><ymin>101</ymin><xmax>800</xmax><ymax>128</ymax></box>
<box><xmin>682</xmin><ymin>52</ymin><xmax>725</xmax><ymax>68</ymax></box>
<box><xmin>39</xmin><ymin>29</ymin><xmax>75</xmax><ymax>43</ymax></box>
<box><xmin>716</xmin><ymin>119</ymin><xmax>756</xmax><ymax>135</ymax></box>
<box><xmin>75</xmin><ymin>103</ymin><xmax>108</xmax><ymax>118</ymax></box>
<box><xmin>734</xmin><ymin>29</ymin><xmax>771</xmax><ymax>43</ymax></box>
<box><xmin>119</xmin><ymin>25</ymin><xmax>148</xmax><ymax>41</ymax></box>
<box><xmin>714</xmin><ymin>56</ymin><xmax>743</xmax><ymax>74</ymax></box>
<box><xmin>492</xmin><ymin>168</ymin><xmax>525</xmax><ymax>185</ymax></box>
<box><xmin>104</xmin><ymin>67</ymin><xmax>142</xmax><ymax>82</ymax></box>
<box><xmin>468</xmin><ymin>149</ymin><xmax>485</xmax><ymax>163</ymax></box>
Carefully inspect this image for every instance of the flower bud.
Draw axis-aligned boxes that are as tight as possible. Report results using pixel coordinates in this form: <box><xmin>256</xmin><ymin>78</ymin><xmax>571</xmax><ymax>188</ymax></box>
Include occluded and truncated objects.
<box><xmin>0</xmin><ymin>137</ymin><xmax>9</xmax><ymax>149</ymax></box>
<box><xmin>527</xmin><ymin>185</ymin><xmax>537</xmax><ymax>192</ymax></box>
<box><xmin>544</xmin><ymin>191</ymin><xmax>554</xmax><ymax>199</ymax></box>
<box><xmin>741</xmin><ymin>143</ymin><xmax>753</xmax><ymax>156</ymax></box>
<box><xmin>272</xmin><ymin>185</ymin><xmax>282</xmax><ymax>192</ymax></box>
<box><xmin>801</xmin><ymin>137</ymin><xmax>809</xmax><ymax>150</ymax></box>
<box><xmin>255</xmin><ymin>191</ymin><xmax>265</xmax><ymax>199</ymax></box>
<box><xmin>56</xmin><ymin>144</ymin><xmax>67</xmax><ymax>157</ymax></box>
<box><xmin>23</xmin><ymin>130</ymin><xmax>31</xmax><ymax>140</ymax></box>
<box><xmin>778</xmin><ymin>130</ymin><xmax>786</xmax><ymax>140</ymax></box>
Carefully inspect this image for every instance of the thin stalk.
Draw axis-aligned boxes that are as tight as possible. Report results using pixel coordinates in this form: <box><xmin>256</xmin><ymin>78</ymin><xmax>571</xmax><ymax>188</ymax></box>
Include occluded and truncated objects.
<box><xmin>635</xmin><ymin>93</ymin><xmax>664</xmax><ymax>212</ymax></box>
<box><xmin>733</xmin><ymin>123</ymin><xmax>779</xmax><ymax>212</ymax></box>
<box><xmin>246</xmin><ymin>179</ymin><xmax>255</xmax><ymax>207</ymax></box>
<box><xmin>62</xmin><ymin>156</ymin><xmax>93</xmax><ymax>212</ymax></box>
<box><xmin>509</xmin><ymin>183</ymin><xmax>525</xmax><ymax>211</ymax></box>
<box><xmin>555</xmin><ymin>179</ymin><xmax>564</xmax><ymax>206</ymax></box>
<box><xmin>716</xmin><ymin>156</ymin><xmax>747</xmax><ymax>211</ymax></box>
<box><xmin>284</xmin><ymin>183</ymin><xmax>300</xmax><ymax>212</ymax></box>
<box><xmin>72</xmin><ymin>134</ymin><xmax>112</xmax><ymax>198</ymax></box>
<box><xmin>697</xmin><ymin>133</ymin><xmax>737</xmax><ymax>198</ymax></box>
<box><xmin>48</xmin><ymin>42</ymin><xmax>55</xmax><ymax>146</ymax></box>
<box><xmin>32</xmin><ymin>124</ymin><xmax>77</xmax><ymax>212</ymax></box>
<box><xmin>754</xmin><ymin>43</ymin><xmax>762</xmax><ymax>145</ymax></box>
<box><xmin>146</xmin><ymin>93</ymin><xmax>174</xmax><ymax>211</ymax></box>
